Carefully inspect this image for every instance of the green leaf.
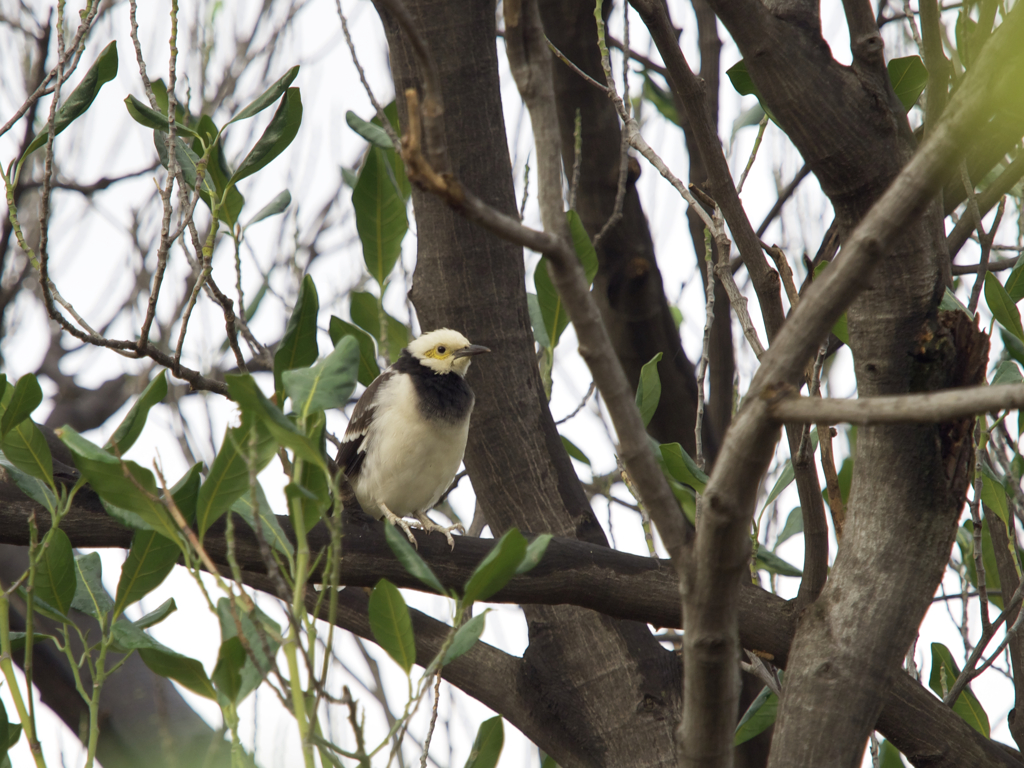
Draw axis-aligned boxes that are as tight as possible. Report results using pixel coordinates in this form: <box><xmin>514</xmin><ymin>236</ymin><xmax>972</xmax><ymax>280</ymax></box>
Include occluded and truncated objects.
<box><xmin>153</xmin><ymin>131</ymin><xmax>217</xmax><ymax>199</ymax></box>
<box><xmin>940</xmin><ymin>287</ymin><xmax>974</xmax><ymax>317</ymax></box>
<box><xmin>138</xmin><ymin>645</ymin><xmax>217</xmax><ymax>700</ymax></box>
<box><xmin>566</xmin><ymin>210</ymin><xmax>598</xmax><ymax>284</ymax></box>
<box><xmin>212</xmin><ymin>636</ymin><xmax>246</xmax><ymax>703</ymax></box>
<box><xmin>114</xmin><ymin>530</ymin><xmax>181</xmax><ymax>616</ymax></box>
<box><xmin>981</xmin><ymin>467</ymin><xmax>1010</xmax><ymax>529</ymax></box>
<box><xmin>887</xmin><ymin>55</ymin><xmax>929</xmax><ymax>112</ymax></box>
<box><xmin>349</xmin><ymin>291</ymin><xmax>408</xmax><ymax>363</ymax></box>
<box><xmin>105</xmin><ymin>371</ymin><xmax>167</xmax><ymax>455</ymax></box>
<box><xmin>991</xmin><ymin>360</ymin><xmax>1023</xmax><ymax>386</ymax></box>
<box><xmin>60</xmin><ymin>427</ymin><xmax>178</xmax><ymax>540</ymax></box>
<box><xmin>346</xmin><ymin>110</ymin><xmax>394</xmax><ymax>149</ymax></box>
<box><xmin>216</xmin><ymin>598</ymin><xmax>281</xmax><ymax>704</ymax></box>
<box><xmin>1</xmin><ymin>374</ymin><xmax>42</xmax><ymax>437</ymax></box>
<box><xmin>985</xmin><ymin>272</ymin><xmax>1024</xmax><ymax>343</ymax></box>
<box><xmin>228</xmin><ymin>65</ymin><xmax>300</xmax><ymax>125</ymax></box>
<box><xmin>71</xmin><ymin>552</ymin><xmax>115</xmax><ymax>619</ymax></box>
<box><xmin>443</xmin><ymin>610</ymin><xmax>488</xmax><ymax>665</ymax></box>
<box><xmin>369</xmin><ymin>579</ymin><xmax>416</xmax><ymax>674</ymax></box>
<box><xmin>754</xmin><ymin>548</ymin><xmax>802</xmax><ymax>577</ymax></box>
<box><xmin>195</xmin><ymin>413</ymin><xmax>277</xmax><ymax>535</ymax></box>
<box><xmin>878</xmin><ymin>739</ymin><xmax>907</xmax><ymax>768</ymax></box>
<box><xmin>274</xmin><ymin>274</ymin><xmax>320</xmax><ymax>394</ymax></box>
<box><xmin>34</xmin><ymin>529</ymin><xmax>76</xmax><ymax>616</ymax></box>
<box><xmin>775</xmin><ymin>507</ymin><xmax>804</xmax><ymax>547</ymax></box>
<box><xmin>724</xmin><ymin>60</ymin><xmax>777</xmax><ymax>123</ymax></box>
<box><xmin>515</xmin><ymin>534</ymin><xmax>552</xmax><ymax>575</ymax></box>
<box><xmin>734</xmin><ymin>684</ymin><xmax>778</xmax><ymax>745</ymax></box>
<box><xmin>283</xmin><ymin>336</ymin><xmax>360</xmax><ymax>418</ymax></box>
<box><xmin>636</xmin><ymin>353</ymin><xmax>663</xmax><ymax>428</ymax></box>
<box><xmin>762</xmin><ymin>431</ymin><xmax>819</xmax><ymax>512</ymax></box>
<box><xmin>384</xmin><ymin>522</ymin><xmax>448</xmax><ymax>595</ymax></box>
<box><xmin>228</xmin><ymin>87</ymin><xmax>303</xmax><ymax>187</ymax></box>
<box><xmin>534</xmin><ymin>259</ymin><xmax>569</xmax><ymax>350</ymax></box>
<box><xmin>929</xmin><ymin>642</ymin><xmax>990</xmax><ymax>736</ymax></box>
<box><xmin>353</xmin><ymin>146</ymin><xmax>409</xmax><ymax>287</ymax></box>
<box><xmin>226</xmin><ymin>374</ymin><xmax>324</xmax><ymax>467</ymax></box>
<box><xmin>463</xmin><ymin>529</ymin><xmax>528</xmax><ymax>605</ymax></box>
<box><xmin>1004</xmin><ymin>255</ymin><xmax>1024</xmax><ymax>302</ymax></box>
<box><xmin>329</xmin><ymin>316</ymin><xmax>381</xmax><ymax>386</ymax></box>
<box><xmin>23</xmin><ymin>42</ymin><xmax>118</xmax><ymax>158</ymax></box>
<box><xmin>1</xmin><ymin>419</ymin><xmax>53</xmax><ymax>487</ymax></box>
<box><xmin>245</xmin><ymin>190</ymin><xmax>291</xmax><ymax>228</ymax></box>
<box><xmin>560</xmin><ymin>435</ymin><xmax>591</xmax><ymax>465</ymax></box>
<box><xmin>0</xmin><ymin>448</ymin><xmax>58</xmax><ymax>514</ymax></box>
<box><xmin>124</xmin><ymin>94</ymin><xmax>200</xmax><ymax>138</ymax></box>
<box><xmin>659</xmin><ymin>442</ymin><xmax>709</xmax><ymax>492</ymax></box>
<box><xmin>526</xmin><ymin>293</ymin><xmax>551</xmax><ymax>349</ymax></box>
<box><xmin>229</xmin><ymin>481</ymin><xmax>295</xmax><ymax>557</ymax></box>
<box><xmin>132</xmin><ymin>597</ymin><xmax>176</xmax><ymax>629</ymax></box>
<box><xmin>641</xmin><ymin>73</ymin><xmax>680</xmax><ymax>126</ymax></box>
<box><xmin>191</xmin><ymin>115</ymin><xmax>244</xmax><ymax>228</ymax></box>
<box><xmin>464</xmin><ymin>716</ymin><xmax>504</xmax><ymax>768</ymax></box>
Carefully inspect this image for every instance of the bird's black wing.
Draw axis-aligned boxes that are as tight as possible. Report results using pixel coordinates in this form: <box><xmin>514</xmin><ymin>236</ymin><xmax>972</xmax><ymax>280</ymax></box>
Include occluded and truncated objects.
<box><xmin>335</xmin><ymin>369</ymin><xmax>392</xmax><ymax>477</ymax></box>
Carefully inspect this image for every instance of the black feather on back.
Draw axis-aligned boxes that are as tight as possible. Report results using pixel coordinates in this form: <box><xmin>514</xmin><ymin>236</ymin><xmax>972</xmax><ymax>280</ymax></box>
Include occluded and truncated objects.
<box><xmin>335</xmin><ymin>369</ymin><xmax>391</xmax><ymax>478</ymax></box>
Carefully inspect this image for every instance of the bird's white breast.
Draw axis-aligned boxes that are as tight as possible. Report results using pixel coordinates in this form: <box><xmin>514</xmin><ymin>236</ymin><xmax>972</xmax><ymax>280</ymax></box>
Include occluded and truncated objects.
<box><xmin>351</xmin><ymin>373</ymin><xmax>472</xmax><ymax>517</ymax></box>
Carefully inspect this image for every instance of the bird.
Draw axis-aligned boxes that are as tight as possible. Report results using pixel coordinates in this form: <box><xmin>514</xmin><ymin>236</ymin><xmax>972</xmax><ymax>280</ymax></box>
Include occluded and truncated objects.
<box><xmin>335</xmin><ymin>328</ymin><xmax>490</xmax><ymax>547</ymax></box>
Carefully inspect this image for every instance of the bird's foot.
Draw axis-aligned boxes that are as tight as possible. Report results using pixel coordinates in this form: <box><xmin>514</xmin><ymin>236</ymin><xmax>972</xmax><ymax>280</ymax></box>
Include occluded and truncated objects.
<box><xmin>414</xmin><ymin>512</ymin><xmax>464</xmax><ymax>550</ymax></box>
<box><xmin>379</xmin><ymin>502</ymin><xmax>419</xmax><ymax>548</ymax></box>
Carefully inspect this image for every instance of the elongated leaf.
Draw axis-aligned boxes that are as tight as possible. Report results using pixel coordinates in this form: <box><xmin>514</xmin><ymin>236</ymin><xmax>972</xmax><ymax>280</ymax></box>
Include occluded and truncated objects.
<box><xmin>114</xmin><ymin>530</ymin><xmax>181</xmax><ymax>616</ymax></box>
<box><xmin>349</xmin><ymin>291</ymin><xmax>408</xmax><ymax>363</ymax></box>
<box><xmin>329</xmin><ymin>316</ymin><xmax>381</xmax><ymax>386</ymax></box>
<box><xmin>535</xmin><ymin>259</ymin><xmax>569</xmax><ymax>350</ymax></box>
<box><xmin>229</xmin><ymin>481</ymin><xmax>294</xmax><ymax>557</ymax></box>
<box><xmin>138</xmin><ymin>645</ymin><xmax>217</xmax><ymax>699</ymax></box>
<box><xmin>133</xmin><ymin>597</ymin><xmax>176</xmax><ymax>629</ymax></box>
<box><xmin>226</xmin><ymin>374</ymin><xmax>323</xmax><ymax>467</ymax></box>
<box><xmin>60</xmin><ymin>427</ymin><xmax>178</xmax><ymax>540</ymax></box>
<box><xmin>34</xmin><ymin>529</ymin><xmax>76</xmax><ymax>616</ymax></box>
<box><xmin>1004</xmin><ymin>255</ymin><xmax>1024</xmax><ymax>302</ymax></box>
<box><xmin>346</xmin><ymin>110</ymin><xmax>394</xmax><ymax>149</ymax></box>
<box><xmin>515</xmin><ymin>534</ymin><xmax>552</xmax><ymax>575</ymax></box>
<box><xmin>981</xmin><ymin>469</ymin><xmax>1010</xmax><ymax>528</ymax></box>
<box><xmin>105</xmin><ymin>371</ymin><xmax>167</xmax><ymax>454</ymax></box>
<box><xmin>776</xmin><ymin>507</ymin><xmax>804</xmax><ymax>547</ymax></box>
<box><xmin>0</xmin><ymin>448</ymin><xmax>58</xmax><ymax>513</ymax></box>
<box><xmin>940</xmin><ymin>287</ymin><xmax>973</xmax><ymax>317</ymax></box>
<box><xmin>1</xmin><ymin>419</ymin><xmax>53</xmax><ymax>486</ymax></box>
<box><xmin>985</xmin><ymin>272</ymin><xmax>1024</xmax><ymax>342</ymax></box>
<box><xmin>566</xmin><ymin>210</ymin><xmax>598</xmax><ymax>284</ymax></box>
<box><xmin>246</xmin><ymin>190</ymin><xmax>291</xmax><ymax>228</ymax></box>
<box><xmin>369</xmin><ymin>579</ymin><xmax>416</xmax><ymax>674</ymax></box>
<box><xmin>228</xmin><ymin>65</ymin><xmax>300</xmax><ymax>125</ymax></box>
<box><xmin>24</xmin><ymin>42</ymin><xmax>118</xmax><ymax>157</ymax></box>
<box><xmin>734</xmin><ymin>684</ymin><xmax>778</xmax><ymax>745</ymax></box>
<box><xmin>991</xmin><ymin>360</ymin><xmax>1023</xmax><ymax>386</ymax></box>
<box><xmin>195</xmin><ymin>414</ymin><xmax>277</xmax><ymax>535</ymax></box>
<box><xmin>384</xmin><ymin>522</ymin><xmax>448</xmax><ymax>594</ymax></box>
<box><xmin>354</xmin><ymin>146</ymin><xmax>408</xmax><ymax>287</ymax></box>
<box><xmin>229</xmin><ymin>87</ymin><xmax>302</xmax><ymax>187</ymax></box>
<box><xmin>526</xmin><ymin>293</ymin><xmax>551</xmax><ymax>349</ymax></box>
<box><xmin>190</xmin><ymin>115</ymin><xmax>244</xmax><ymax>227</ymax></box>
<box><xmin>443</xmin><ymin>610</ymin><xmax>488</xmax><ymax>665</ymax></box>
<box><xmin>636</xmin><ymin>353</ymin><xmax>663</xmax><ymax>428</ymax></box>
<box><xmin>1</xmin><ymin>374</ymin><xmax>42</xmax><ymax>437</ymax></box>
<box><xmin>216</xmin><ymin>597</ymin><xmax>281</xmax><ymax>704</ymax></box>
<box><xmin>463</xmin><ymin>529</ymin><xmax>528</xmax><ymax>605</ymax></box>
<box><xmin>753</xmin><ymin>548</ymin><xmax>802</xmax><ymax>577</ymax></box>
<box><xmin>660</xmin><ymin>442</ymin><xmax>709</xmax><ymax>492</ymax></box>
<box><xmin>212</xmin><ymin>636</ymin><xmax>246</xmax><ymax>703</ymax></box>
<box><xmin>71</xmin><ymin>552</ymin><xmax>115</xmax><ymax>619</ymax></box>
<box><xmin>887</xmin><ymin>56</ymin><xmax>928</xmax><ymax>112</ymax></box>
<box><xmin>724</xmin><ymin>60</ymin><xmax>777</xmax><ymax>123</ymax></box>
<box><xmin>284</xmin><ymin>336</ymin><xmax>360</xmax><ymax>418</ymax></box>
<box><xmin>125</xmin><ymin>94</ymin><xmax>200</xmax><ymax>138</ymax></box>
<box><xmin>274</xmin><ymin>274</ymin><xmax>320</xmax><ymax>393</ymax></box>
<box><xmin>560</xmin><ymin>435</ymin><xmax>590</xmax><ymax>465</ymax></box>
<box><xmin>464</xmin><ymin>716</ymin><xmax>504</xmax><ymax>768</ymax></box>
<box><xmin>929</xmin><ymin>642</ymin><xmax>990</xmax><ymax>736</ymax></box>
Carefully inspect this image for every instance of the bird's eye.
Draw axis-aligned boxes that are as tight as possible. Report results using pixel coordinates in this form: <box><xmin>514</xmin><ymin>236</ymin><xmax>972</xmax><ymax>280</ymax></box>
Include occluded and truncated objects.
<box><xmin>436</xmin><ymin>345</ymin><xmax>447</xmax><ymax>355</ymax></box>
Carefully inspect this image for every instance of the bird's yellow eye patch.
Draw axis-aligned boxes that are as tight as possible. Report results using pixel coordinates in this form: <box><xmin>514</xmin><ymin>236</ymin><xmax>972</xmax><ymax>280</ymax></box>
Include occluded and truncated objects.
<box><xmin>423</xmin><ymin>344</ymin><xmax>453</xmax><ymax>359</ymax></box>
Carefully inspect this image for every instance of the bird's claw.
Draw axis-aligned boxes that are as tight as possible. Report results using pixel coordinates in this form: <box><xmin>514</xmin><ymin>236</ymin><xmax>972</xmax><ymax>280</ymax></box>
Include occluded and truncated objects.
<box><xmin>414</xmin><ymin>513</ymin><xmax>464</xmax><ymax>550</ymax></box>
<box><xmin>379</xmin><ymin>503</ymin><xmax>420</xmax><ymax>548</ymax></box>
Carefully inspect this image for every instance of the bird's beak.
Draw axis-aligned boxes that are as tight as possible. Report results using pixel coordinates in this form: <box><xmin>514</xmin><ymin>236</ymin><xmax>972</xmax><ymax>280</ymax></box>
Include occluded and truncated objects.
<box><xmin>454</xmin><ymin>344</ymin><xmax>491</xmax><ymax>358</ymax></box>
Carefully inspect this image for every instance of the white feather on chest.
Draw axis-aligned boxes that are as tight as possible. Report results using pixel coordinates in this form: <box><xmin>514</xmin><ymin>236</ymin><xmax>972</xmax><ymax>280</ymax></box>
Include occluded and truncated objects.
<box><xmin>350</xmin><ymin>373</ymin><xmax>472</xmax><ymax>517</ymax></box>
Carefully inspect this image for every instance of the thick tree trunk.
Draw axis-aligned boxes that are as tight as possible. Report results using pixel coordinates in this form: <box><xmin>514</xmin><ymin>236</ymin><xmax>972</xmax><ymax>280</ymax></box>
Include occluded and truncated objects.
<box><xmin>373</xmin><ymin>0</ymin><xmax>681</xmax><ymax>764</ymax></box>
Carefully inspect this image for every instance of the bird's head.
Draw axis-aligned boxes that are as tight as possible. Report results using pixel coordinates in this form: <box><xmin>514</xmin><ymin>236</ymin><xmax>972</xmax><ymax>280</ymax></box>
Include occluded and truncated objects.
<box><xmin>406</xmin><ymin>328</ymin><xmax>490</xmax><ymax>376</ymax></box>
